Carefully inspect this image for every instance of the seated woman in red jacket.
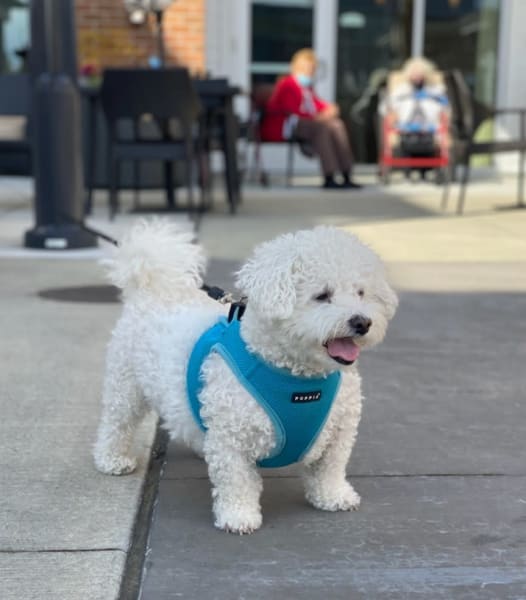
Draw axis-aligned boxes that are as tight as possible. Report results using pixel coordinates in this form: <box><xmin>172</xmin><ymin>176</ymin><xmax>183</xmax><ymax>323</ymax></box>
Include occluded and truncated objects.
<box><xmin>261</xmin><ymin>48</ymin><xmax>361</xmax><ymax>189</ymax></box>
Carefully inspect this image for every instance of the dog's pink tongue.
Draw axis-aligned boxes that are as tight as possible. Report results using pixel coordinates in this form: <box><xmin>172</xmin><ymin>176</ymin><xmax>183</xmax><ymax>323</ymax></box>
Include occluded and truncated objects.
<box><xmin>326</xmin><ymin>338</ymin><xmax>361</xmax><ymax>362</ymax></box>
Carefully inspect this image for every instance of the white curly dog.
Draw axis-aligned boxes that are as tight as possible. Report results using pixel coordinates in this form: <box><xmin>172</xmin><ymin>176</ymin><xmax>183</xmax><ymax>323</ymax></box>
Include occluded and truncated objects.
<box><xmin>93</xmin><ymin>221</ymin><xmax>397</xmax><ymax>534</ymax></box>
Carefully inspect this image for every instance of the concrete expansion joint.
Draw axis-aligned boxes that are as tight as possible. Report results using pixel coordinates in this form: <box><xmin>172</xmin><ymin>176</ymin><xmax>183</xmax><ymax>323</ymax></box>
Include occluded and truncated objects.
<box><xmin>0</xmin><ymin>548</ymin><xmax>126</xmax><ymax>554</ymax></box>
<box><xmin>161</xmin><ymin>472</ymin><xmax>526</xmax><ymax>481</ymax></box>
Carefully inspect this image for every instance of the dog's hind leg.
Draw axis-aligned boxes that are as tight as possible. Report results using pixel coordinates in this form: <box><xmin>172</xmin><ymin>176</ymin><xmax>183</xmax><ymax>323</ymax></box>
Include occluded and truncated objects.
<box><xmin>93</xmin><ymin>355</ymin><xmax>146</xmax><ymax>475</ymax></box>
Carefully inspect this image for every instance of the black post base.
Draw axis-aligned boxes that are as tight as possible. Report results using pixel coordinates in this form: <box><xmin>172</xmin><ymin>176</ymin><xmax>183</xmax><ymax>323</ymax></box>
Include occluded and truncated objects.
<box><xmin>24</xmin><ymin>224</ymin><xmax>98</xmax><ymax>250</ymax></box>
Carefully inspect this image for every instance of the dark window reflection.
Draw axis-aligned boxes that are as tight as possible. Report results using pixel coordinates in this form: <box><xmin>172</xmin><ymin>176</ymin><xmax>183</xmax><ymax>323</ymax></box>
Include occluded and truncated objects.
<box><xmin>336</xmin><ymin>0</ymin><xmax>413</xmax><ymax>162</ymax></box>
<box><xmin>424</xmin><ymin>0</ymin><xmax>500</xmax><ymax>107</ymax></box>
<box><xmin>0</xmin><ymin>0</ymin><xmax>30</xmax><ymax>73</ymax></box>
<box><xmin>251</xmin><ymin>1</ymin><xmax>314</xmax><ymax>86</ymax></box>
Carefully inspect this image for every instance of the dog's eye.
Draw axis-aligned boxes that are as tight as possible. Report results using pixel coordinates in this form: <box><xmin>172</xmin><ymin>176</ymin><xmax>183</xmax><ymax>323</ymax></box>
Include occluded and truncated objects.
<box><xmin>357</xmin><ymin>289</ymin><xmax>365</xmax><ymax>298</ymax></box>
<box><xmin>314</xmin><ymin>290</ymin><xmax>332</xmax><ymax>303</ymax></box>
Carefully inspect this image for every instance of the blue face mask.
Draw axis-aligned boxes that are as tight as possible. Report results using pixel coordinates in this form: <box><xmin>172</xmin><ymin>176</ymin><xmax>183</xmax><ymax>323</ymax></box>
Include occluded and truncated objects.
<box><xmin>296</xmin><ymin>74</ymin><xmax>313</xmax><ymax>88</ymax></box>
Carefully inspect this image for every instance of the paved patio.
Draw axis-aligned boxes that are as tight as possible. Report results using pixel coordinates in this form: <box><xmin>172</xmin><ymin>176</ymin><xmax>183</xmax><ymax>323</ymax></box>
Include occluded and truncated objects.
<box><xmin>1</xmin><ymin>172</ymin><xmax>525</xmax><ymax>598</ymax></box>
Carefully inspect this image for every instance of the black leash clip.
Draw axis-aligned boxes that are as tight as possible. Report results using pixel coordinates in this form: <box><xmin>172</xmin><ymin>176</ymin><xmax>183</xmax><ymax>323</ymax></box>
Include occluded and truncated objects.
<box><xmin>201</xmin><ymin>284</ymin><xmax>246</xmax><ymax>322</ymax></box>
<box><xmin>228</xmin><ymin>300</ymin><xmax>247</xmax><ymax>323</ymax></box>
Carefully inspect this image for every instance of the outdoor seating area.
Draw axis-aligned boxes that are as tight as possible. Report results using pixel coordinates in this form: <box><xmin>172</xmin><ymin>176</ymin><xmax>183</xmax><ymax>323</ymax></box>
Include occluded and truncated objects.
<box><xmin>83</xmin><ymin>70</ymin><xmax>242</xmax><ymax>217</ymax></box>
<box><xmin>0</xmin><ymin>71</ymin><xmax>243</xmax><ymax>222</ymax></box>
<box><xmin>445</xmin><ymin>70</ymin><xmax>526</xmax><ymax>213</ymax></box>
<box><xmin>1</xmin><ymin>66</ymin><xmax>525</xmax><ymax>223</ymax></box>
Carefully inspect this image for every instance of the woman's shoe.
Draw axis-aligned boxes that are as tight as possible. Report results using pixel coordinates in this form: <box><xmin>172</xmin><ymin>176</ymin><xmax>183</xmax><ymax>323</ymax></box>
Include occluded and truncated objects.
<box><xmin>322</xmin><ymin>179</ymin><xmax>345</xmax><ymax>189</ymax></box>
<box><xmin>341</xmin><ymin>180</ymin><xmax>363</xmax><ymax>190</ymax></box>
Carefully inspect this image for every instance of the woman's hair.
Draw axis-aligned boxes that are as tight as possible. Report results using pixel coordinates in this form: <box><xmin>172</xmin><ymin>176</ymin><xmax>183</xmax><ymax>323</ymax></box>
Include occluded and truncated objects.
<box><xmin>290</xmin><ymin>48</ymin><xmax>318</xmax><ymax>69</ymax></box>
<box><xmin>402</xmin><ymin>56</ymin><xmax>436</xmax><ymax>81</ymax></box>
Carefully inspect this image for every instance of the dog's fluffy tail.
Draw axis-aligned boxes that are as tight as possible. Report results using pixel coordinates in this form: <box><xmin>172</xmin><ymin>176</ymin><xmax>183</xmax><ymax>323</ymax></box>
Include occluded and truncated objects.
<box><xmin>102</xmin><ymin>219</ymin><xmax>206</xmax><ymax>304</ymax></box>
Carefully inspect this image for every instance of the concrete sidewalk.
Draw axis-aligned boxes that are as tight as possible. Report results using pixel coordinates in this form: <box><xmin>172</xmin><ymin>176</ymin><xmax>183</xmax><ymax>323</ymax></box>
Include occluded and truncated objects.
<box><xmin>0</xmin><ymin>258</ymin><xmax>157</xmax><ymax>599</ymax></box>
<box><xmin>1</xmin><ymin>173</ymin><xmax>525</xmax><ymax>599</ymax></box>
<box><xmin>139</xmin><ymin>187</ymin><xmax>526</xmax><ymax>598</ymax></box>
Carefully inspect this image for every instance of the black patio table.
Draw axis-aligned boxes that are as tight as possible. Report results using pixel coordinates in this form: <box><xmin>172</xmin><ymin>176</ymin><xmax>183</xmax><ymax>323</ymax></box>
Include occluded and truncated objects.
<box><xmin>81</xmin><ymin>77</ymin><xmax>242</xmax><ymax>215</ymax></box>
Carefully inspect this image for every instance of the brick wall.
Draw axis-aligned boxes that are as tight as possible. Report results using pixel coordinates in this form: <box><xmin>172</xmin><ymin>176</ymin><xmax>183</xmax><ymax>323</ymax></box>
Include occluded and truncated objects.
<box><xmin>75</xmin><ymin>0</ymin><xmax>206</xmax><ymax>73</ymax></box>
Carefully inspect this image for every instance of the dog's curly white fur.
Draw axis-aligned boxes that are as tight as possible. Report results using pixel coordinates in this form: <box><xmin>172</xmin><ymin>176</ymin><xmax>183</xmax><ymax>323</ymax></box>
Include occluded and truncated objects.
<box><xmin>93</xmin><ymin>220</ymin><xmax>397</xmax><ymax>534</ymax></box>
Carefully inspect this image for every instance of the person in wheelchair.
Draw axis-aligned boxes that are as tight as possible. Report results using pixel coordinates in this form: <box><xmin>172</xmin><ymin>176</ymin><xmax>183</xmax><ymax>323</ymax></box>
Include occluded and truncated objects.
<box><xmin>381</xmin><ymin>57</ymin><xmax>450</xmax><ymax>160</ymax></box>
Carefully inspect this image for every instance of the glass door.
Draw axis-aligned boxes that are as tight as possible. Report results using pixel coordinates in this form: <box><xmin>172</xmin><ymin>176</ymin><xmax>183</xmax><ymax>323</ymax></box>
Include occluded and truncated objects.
<box><xmin>336</xmin><ymin>0</ymin><xmax>413</xmax><ymax>162</ymax></box>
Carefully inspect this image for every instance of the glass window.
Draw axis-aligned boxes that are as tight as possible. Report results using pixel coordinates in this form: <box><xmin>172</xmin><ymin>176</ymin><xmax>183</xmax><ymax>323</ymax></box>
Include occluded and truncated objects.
<box><xmin>251</xmin><ymin>0</ymin><xmax>314</xmax><ymax>85</ymax></box>
<box><xmin>336</xmin><ymin>0</ymin><xmax>413</xmax><ymax>162</ymax></box>
<box><xmin>424</xmin><ymin>0</ymin><xmax>500</xmax><ymax>106</ymax></box>
<box><xmin>0</xmin><ymin>0</ymin><xmax>30</xmax><ymax>73</ymax></box>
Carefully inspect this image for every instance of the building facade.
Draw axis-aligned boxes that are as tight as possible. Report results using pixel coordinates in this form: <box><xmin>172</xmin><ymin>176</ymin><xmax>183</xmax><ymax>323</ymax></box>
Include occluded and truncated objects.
<box><xmin>75</xmin><ymin>0</ymin><xmax>206</xmax><ymax>73</ymax></box>
<box><xmin>0</xmin><ymin>0</ymin><xmax>206</xmax><ymax>74</ymax></box>
<box><xmin>207</xmin><ymin>0</ymin><xmax>525</xmax><ymax>170</ymax></box>
<box><xmin>1</xmin><ymin>0</ymin><xmax>524</xmax><ymax>170</ymax></box>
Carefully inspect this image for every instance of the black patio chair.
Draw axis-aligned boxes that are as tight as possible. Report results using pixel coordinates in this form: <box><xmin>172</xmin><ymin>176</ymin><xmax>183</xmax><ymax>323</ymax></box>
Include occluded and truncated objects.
<box><xmin>0</xmin><ymin>74</ymin><xmax>32</xmax><ymax>176</ymax></box>
<box><xmin>445</xmin><ymin>69</ymin><xmax>526</xmax><ymax>214</ymax></box>
<box><xmin>99</xmin><ymin>68</ymin><xmax>204</xmax><ymax>219</ymax></box>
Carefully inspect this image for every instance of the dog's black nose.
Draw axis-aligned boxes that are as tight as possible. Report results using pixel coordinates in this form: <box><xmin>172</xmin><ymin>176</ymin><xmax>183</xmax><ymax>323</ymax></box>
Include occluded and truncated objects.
<box><xmin>349</xmin><ymin>315</ymin><xmax>372</xmax><ymax>336</ymax></box>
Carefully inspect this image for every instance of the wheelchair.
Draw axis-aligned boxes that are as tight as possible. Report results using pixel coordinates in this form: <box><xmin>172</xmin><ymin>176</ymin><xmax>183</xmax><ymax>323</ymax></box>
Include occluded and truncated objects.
<box><xmin>378</xmin><ymin>70</ymin><xmax>451</xmax><ymax>199</ymax></box>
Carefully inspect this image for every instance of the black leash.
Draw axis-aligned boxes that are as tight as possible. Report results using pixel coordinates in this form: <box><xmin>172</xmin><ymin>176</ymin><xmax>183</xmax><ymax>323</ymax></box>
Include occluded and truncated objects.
<box><xmin>72</xmin><ymin>218</ymin><xmax>246</xmax><ymax>320</ymax></box>
<box><xmin>77</xmin><ymin>221</ymin><xmax>120</xmax><ymax>246</ymax></box>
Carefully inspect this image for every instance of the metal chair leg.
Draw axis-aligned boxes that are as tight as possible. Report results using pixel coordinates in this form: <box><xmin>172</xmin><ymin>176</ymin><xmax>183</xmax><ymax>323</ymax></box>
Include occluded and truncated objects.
<box><xmin>132</xmin><ymin>160</ymin><xmax>141</xmax><ymax>210</ymax></box>
<box><xmin>108</xmin><ymin>155</ymin><xmax>119</xmax><ymax>220</ymax></box>
<box><xmin>198</xmin><ymin>149</ymin><xmax>212</xmax><ymax>210</ymax></box>
<box><xmin>251</xmin><ymin>141</ymin><xmax>259</xmax><ymax>183</ymax></box>
<box><xmin>164</xmin><ymin>161</ymin><xmax>175</xmax><ymax>209</ymax></box>
<box><xmin>286</xmin><ymin>142</ymin><xmax>294</xmax><ymax>187</ymax></box>
<box><xmin>457</xmin><ymin>159</ymin><xmax>470</xmax><ymax>215</ymax></box>
<box><xmin>186</xmin><ymin>142</ymin><xmax>195</xmax><ymax>212</ymax></box>
<box><xmin>518</xmin><ymin>150</ymin><xmax>525</xmax><ymax>207</ymax></box>
<box><xmin>254</xmin><ymin>140</ymin><xmax>269</xmax><ymax>187</ymax></box>
<box><xmin>379</xmin><ymin>165</ymin><xmax>390</xmax><ymax>185</ymax></box>
<box><xmin>441</xmin><ymin>167</ymin><xmax>450</xmax><ymax>211</ymax></box>
<box><xmin>519</xmin><ymin>111</ymin><xmax>525</xmax><ymax>208</ymax></box>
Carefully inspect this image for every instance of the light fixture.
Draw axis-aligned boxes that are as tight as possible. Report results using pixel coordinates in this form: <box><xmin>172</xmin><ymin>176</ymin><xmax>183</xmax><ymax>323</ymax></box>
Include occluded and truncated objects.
<box><xmin>124</xmin><ymin>0</ymin><xmax>176</xmax><ymax>65</ymax></box>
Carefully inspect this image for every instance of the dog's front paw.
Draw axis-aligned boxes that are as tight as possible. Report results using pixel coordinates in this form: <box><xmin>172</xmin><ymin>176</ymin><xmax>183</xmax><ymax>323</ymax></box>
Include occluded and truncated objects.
<box><xmin>94</xmin><ymin>453</ymin><xmax>137</xmax><ymax>476</ymax></box>
<box><xmin>214</xmin><ymin>505</ymin><xmax>262</xmax><ymax>535</ymax></box>
<box><xmin>306</xmin><ymin>483</ymin><xmax>361</xmax><ymax>512</ymax></box>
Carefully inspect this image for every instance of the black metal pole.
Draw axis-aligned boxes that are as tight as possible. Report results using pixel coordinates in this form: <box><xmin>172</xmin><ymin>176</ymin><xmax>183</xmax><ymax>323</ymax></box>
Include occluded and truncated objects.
<box><xmin>25</xmin><ymin>0</ymin><xmax>96</xmax><ymax>249</ymax></box>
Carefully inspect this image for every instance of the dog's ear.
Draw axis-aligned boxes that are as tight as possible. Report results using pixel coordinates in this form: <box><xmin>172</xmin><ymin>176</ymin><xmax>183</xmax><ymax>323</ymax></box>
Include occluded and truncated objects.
<box><xmin>236</xmin><ymin>234</ymin><xmax>298</xmax><ymax>320</ymax></box>
<box><xmin>377</xmin><ymin>278</ymin><xmax>398</xmax><ymax>320</ymax></box>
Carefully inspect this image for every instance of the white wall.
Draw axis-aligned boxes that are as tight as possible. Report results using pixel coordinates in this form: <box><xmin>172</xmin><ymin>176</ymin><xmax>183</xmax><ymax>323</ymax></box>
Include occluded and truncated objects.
<box><xmin>313</xmin><ymin>0</ymin><xmax>337</xmax><ymax>103</ymax></box>
<box><xmin>494</xmin><ymin>0</ymin><xmax>526</xmax><ymax>174</ymax></box>
<box><xmin>205</xmin><ymin>0</ymin><xmax>250</xmax><ymax>116</ymax></box>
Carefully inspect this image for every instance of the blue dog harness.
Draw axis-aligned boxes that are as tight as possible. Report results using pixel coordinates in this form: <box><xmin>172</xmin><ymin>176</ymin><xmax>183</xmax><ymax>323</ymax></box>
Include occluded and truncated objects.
<box><xmin>186</xmin><ymin>317</ymin><xmax>341</xmax><ymax>468</ymax></box>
